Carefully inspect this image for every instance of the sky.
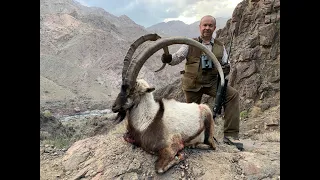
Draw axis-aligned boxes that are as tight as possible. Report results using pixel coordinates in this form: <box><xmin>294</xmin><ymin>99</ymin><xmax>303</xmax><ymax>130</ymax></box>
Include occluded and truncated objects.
<box><xmin>75</xmin><ymin>0</ymin><xmax>243</xmax><ymax>28</ymax></box>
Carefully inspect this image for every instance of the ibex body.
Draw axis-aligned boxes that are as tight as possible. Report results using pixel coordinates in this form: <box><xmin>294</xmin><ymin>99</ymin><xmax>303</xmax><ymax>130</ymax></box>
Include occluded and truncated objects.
<box><xmin>112</xmin><ymin>34</ymin><xmax>225</xmax><ymax>174</ymax></box>
<box><xmin>114</xmin><ymin>79</ymin><xmax>216</xmax><ymax>173</ymax></box>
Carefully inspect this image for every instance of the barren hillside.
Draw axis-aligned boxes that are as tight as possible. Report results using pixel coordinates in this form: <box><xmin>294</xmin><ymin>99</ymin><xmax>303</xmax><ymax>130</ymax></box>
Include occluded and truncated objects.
<box><xmin>40</xmin><ymin>0</ymin><xmax>185</xmax><ymax>115</ymax></box>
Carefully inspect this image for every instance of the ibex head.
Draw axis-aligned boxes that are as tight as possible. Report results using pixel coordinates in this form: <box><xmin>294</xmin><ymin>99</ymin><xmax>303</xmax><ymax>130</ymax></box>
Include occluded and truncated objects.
<box><xmin>111</xmin><ymin>34</ymin><xmax>161</xmax><ymax>122</ymax></box>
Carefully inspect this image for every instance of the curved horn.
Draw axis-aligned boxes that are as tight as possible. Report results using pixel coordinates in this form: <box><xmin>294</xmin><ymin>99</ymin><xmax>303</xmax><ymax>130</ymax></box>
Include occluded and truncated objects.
<box><xmin>125</xmin><ymin>37</ymin><xmax>225</xmax><ymax>89</ymax></box>
<box><xmin>122</xmin><ymin>33</ymin><xmax>169</xmax><ymax>81</ymax></box>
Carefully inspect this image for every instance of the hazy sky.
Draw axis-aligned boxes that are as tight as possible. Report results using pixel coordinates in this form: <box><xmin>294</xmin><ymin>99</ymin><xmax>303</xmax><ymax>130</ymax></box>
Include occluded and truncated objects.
<box><xmin>75</xmin><ymin>0</ymin><xmax>242</xmax><ymax>28</ymax></box>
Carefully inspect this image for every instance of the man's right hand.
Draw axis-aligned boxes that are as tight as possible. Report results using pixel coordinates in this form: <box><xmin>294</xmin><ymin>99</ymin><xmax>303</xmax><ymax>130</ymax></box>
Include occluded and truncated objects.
<box><xmin>161</xmin><ymin>54</ymin><xmax>172</xmax><ymax>63</ymax></box>
<box><xmin>222</xmin><ymin>63</ymin><xmax>230</xmax><ymax>75</ymax></box>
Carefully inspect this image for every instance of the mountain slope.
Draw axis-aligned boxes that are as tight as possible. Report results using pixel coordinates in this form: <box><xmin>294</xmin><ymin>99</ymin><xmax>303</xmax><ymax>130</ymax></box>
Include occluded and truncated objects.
<box><xmin>146</xmin><ymin>17</ymin><xmax>229</xmax><ymax>38</ymax></box>
<box><xmin>40</xmin><ymin>0</ymin><xmax>185</xmax><ymax>113</ymax></box>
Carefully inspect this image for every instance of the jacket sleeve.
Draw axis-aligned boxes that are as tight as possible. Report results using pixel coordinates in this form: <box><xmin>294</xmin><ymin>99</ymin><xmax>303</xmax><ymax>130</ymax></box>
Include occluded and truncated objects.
<box><xmin>169</xmin><ymin>45</ymin><xmax>189</xmax><ymax>66</ymax></box>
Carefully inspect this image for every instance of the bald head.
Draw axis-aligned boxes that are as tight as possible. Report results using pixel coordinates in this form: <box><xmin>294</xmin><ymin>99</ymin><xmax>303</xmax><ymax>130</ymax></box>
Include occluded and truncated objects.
<box><xmin>200</xmin><ymin>15</ymin><xmax>216</xmax><ymax>26</ymax></box>
<box><xmin>199</xmin><ymin>15</ymin><xmax>216</xmax><ymax>41</ymax></box>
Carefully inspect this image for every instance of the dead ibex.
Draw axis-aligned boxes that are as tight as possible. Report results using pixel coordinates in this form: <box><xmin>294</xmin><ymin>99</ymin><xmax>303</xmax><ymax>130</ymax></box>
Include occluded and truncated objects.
<box><xmin>112</xmin><ymin>34</ymin><xmax>225</xmax><ymax>174</ymax></box>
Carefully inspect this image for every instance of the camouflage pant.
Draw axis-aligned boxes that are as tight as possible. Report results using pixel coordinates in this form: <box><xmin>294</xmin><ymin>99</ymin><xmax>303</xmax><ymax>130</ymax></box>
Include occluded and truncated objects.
<box><xmin>183</xmin><ymin>84</ymin><xmax>240</xmax><ymax>138</ymax></box>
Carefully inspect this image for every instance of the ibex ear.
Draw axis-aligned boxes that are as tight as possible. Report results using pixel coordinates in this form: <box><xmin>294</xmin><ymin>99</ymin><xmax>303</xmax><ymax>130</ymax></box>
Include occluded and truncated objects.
<box><xmin>146</xmin><ymin>87</ymin><xmax>155</xmax><ymax>93</ymax></box>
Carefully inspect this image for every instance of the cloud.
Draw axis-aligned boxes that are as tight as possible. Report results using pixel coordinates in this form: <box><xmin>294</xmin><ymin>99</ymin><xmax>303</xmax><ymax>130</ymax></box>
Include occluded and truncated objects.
<box><xmin>75</xmin><ymin>0</ymin><xmax>242</xmax><ymax>27</ymax></box>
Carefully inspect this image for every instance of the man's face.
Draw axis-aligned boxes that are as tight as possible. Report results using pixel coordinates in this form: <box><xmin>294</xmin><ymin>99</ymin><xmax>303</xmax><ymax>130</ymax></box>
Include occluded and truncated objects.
<box><xmin>199</xmin><ymin>17</ymin><xmax>216</xmax><ymax>38</ymax></box>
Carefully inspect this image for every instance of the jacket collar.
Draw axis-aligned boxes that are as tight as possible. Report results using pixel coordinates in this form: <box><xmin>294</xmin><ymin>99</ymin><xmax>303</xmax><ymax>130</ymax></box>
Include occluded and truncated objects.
<box><xmin>198</xmin><ymin>36</ymin><xmax>214</xmax><ymax>46</ymax></box>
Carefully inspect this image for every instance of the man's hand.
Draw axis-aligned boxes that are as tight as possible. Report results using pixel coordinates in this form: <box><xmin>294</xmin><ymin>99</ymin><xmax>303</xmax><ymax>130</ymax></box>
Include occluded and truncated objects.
<box><xmin>161</xmin><ymin>53</ymin><xmax>172</xmax><ymax>63</ymax></box>
<box><xmin>222</xmin><ymin>63</ymin><xmax>230</xmax><ymax>75</ymax></box>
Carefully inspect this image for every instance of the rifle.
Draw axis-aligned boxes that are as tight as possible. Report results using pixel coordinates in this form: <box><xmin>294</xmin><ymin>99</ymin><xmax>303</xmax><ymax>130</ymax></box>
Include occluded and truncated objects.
<box><xmin>213</xmin><ymin>75</ymin><xmax>228</xmax><ymax>120</ymax></box>
<box><xmin>213</xmin><ymin>31</ymin><xmax>234</xmax><ymax>120</ymax></box>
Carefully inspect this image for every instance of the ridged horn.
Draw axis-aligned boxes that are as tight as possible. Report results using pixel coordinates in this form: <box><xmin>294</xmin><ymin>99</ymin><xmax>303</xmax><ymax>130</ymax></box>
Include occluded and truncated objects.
<box><xmin>125</xmin><ymin>37</ymin><xmax>225</xmax><ymax>89</ymax></box>
<box><xmin>122</xmin><ymin>33</ymin><xmax>168</xmax><ymax>81</ymax></box>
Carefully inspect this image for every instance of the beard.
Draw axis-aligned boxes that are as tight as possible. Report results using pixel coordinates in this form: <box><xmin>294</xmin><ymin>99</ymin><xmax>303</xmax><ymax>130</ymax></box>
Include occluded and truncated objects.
<box><xmin>203</xmin><ymin>31</ymin><xmax>212</xmax><ymax>36</ymax></box>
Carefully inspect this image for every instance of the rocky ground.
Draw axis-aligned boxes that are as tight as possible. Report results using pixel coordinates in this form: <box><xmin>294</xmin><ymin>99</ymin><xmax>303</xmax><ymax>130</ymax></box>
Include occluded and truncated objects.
<box><xmin>40</xmin><ymin>104</ymin><xmax>280</xmax><ymax>180</ymax></box>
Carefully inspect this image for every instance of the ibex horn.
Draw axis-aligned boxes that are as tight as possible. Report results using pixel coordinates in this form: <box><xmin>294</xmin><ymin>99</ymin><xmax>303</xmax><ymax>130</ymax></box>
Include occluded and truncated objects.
<box><xmin>122</xmin><ymin>33</ymin><xmax>169</xmax><ymax>80</ymax></box>
<box><xmin>125</xmin><ymin>37</ymin><xmax>224</xmax><ymax>90</ymax></box>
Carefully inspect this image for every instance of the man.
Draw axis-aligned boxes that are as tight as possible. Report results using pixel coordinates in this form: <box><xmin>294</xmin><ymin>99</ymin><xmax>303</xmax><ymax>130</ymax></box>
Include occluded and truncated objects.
<box><xmin>161</xmin><ymin>15</ymin><xmax>243</xmax><ymax>151</ymax></box>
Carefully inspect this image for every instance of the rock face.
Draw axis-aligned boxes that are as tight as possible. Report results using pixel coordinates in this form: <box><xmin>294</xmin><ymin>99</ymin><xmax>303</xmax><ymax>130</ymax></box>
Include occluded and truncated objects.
<box><xmin>215</xmin><ymin>0</ymin><xmax>280</xmax><ymax>111</ymax></box>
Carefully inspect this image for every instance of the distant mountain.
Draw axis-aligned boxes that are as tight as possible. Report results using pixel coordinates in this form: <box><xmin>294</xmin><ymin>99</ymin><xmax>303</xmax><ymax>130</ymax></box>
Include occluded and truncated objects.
<box><xmin>40</xmin><ymin>0</ymin><xmax>184</xmax><ymax>113</ymax></box>
<box><xmin>40</xmin><ymin>0</ymin><xmax>280</xmax><ymax>116</ymax></box>
<box><xmin>146</xmin><ymin>17</ymin><xmax>230</xmax><ymax>38</ymax></box>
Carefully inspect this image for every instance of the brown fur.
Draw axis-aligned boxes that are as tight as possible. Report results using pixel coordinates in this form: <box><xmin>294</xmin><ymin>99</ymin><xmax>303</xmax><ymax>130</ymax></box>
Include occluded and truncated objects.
<box><xmin>205</xmin><ymin>111</ymin><xmax>216</xmax><ymax>150</ymax></box>
<box><xmin>127</xmin><ymin>99</ymin><xmax>167</xmax><ymax>154</ymax></box>
<box><xmin>155</xmin><ymin>134</ymin><xmax>185</xmax><ymax>173</ymax></box>
<box><xmin>201</xmin><ymin>105</ymin><xmax>216</xmax><ymax>150</ymax></box>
